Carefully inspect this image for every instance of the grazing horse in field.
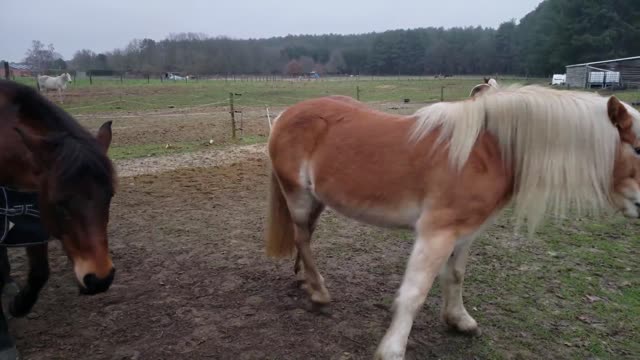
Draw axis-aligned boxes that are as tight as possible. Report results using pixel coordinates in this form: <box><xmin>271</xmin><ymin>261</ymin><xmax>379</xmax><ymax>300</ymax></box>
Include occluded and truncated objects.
<box><xmin>469</xmin><ymin>77</ymin><xmax>499</xmax><ymax>97</ymax></box>
<box><xmin>0</xmin><ymin>80</ymin><xmax>116</xmax><ymax>359</ymax></box>
<box><xmin>265</xmin><ymin>85</ymin><xmax>640</xmax><ymax>359</ymax></box>
<box><xmin>37</xmin><ymin>73</ymin><xmax>72</xmax><ymax>103</ymax></box>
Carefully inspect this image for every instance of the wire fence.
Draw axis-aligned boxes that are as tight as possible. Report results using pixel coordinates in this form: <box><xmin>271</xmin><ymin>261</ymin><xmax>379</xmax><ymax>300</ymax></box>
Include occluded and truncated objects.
<box><xmin>27</xmin><ymin>74</ymin><xmax>621</xmax><ymax>151</ymax></box>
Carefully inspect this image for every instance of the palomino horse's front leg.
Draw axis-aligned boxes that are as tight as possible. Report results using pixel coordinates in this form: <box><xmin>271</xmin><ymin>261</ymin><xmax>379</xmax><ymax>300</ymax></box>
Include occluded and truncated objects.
<box><xmin>10</xmin><ymin>243</ymin><xmax>49</xmax><ymax>318</ymax></box>
<box><xmin>0</xmin><ymin>249</ymin><xmax>18</xmax><ymax>360</ymax></box>
<box><xmin>375</xmin><ymin>228</ymin><xmax>457</xmax><ymax>360</ymax></box>
<box><xmin>440</xmin><ymin>239</ymin><xmax>479</xmax><ymax>334</ymax></box>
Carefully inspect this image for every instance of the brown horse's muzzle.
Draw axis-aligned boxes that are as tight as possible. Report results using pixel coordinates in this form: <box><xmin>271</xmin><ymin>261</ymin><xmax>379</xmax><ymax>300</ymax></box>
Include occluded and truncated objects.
<box><xmin>73</xmin><ymin>255</ymin><xmax>115</xmax><ymax>295</ymax></box>
<box><xmin>79</xmin><ymin>268</ymin><xmax>115</xmax><ymax>295</ymax></box>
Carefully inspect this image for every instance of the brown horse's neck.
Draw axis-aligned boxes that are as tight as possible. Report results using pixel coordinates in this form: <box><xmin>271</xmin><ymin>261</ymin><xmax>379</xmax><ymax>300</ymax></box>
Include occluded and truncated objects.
<box><xmin>0</xmin><ymin>121</ymin><xmax>44</xmax><ymax>191</ymax></box>
<box><xmin>0</xmin><ymin>97</ymin><xmax>50</xmax><ymax>191</ymax></box>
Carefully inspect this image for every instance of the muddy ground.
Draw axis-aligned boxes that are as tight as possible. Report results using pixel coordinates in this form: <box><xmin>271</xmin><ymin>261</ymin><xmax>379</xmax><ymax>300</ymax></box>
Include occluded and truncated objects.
<box><xmin>4</xmin><ymin>149</ymin><xmax>492</xmax><ymax>360</ymax></box>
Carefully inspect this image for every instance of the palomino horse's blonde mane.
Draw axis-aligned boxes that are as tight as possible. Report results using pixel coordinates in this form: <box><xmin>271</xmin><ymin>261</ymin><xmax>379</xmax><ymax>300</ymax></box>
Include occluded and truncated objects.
<box><xmin>411</xmin><ymin>84</ymin><xmax>623</xmax><ymax>232</ymax></box>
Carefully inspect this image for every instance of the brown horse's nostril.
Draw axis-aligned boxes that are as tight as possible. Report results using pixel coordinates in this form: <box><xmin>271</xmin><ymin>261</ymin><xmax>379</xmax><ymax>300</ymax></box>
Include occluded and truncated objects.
<box><xmin>80</xmin><ymin>268</ymin><xmax>115</xmax><ymax>295</ymax></box>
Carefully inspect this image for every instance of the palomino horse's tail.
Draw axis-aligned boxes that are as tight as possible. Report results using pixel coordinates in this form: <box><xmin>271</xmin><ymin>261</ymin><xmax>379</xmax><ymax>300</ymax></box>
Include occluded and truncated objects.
<box><xmin>265</xmin><ymin>171</ymin><xmax>296</xmax><ymax>257</ymax></box>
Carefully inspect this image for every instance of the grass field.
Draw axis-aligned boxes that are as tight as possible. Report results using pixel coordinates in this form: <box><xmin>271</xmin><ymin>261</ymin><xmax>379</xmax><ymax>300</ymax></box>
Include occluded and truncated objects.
<box><xmin>15</xmin><ymin>76</ymin><xmax>553</xmax><ymax>114</ymax></box>
<box><xmin>19</xmin><ymin>75</ymin><xmax>640</xmax><ymax>161</ymax></box>
<box><xmin>16</xmin><ymin>75</ymin><xmax>640</xmax><ymax>115</ymax></box>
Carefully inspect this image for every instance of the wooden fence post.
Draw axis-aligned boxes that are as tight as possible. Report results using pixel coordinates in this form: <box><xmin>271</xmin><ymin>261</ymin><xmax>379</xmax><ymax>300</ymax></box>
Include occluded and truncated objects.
<box><xmin>356</xmin><ymin>86</ymin><xmax>361</xmax><ymax>101</ymax></box>
<box><xmin>147</xmin><ymin>74</ymin><xmax>150</xmax><ymax>84</ymax></box>
<box><xmin>120</xmin><ymin>73</ymin><xmax>123</xmax><ymax>84</ymax></box>
<box><xmin>89</xmin><ymin>73</ymin><xmax>93</xmax><ymax>85</ymax></box>
<box><xmin>229</xmin><ymin>92</ymin><xmax>236</xmax><ymax>140</ymax></box>
<box><xmin>3</xmin><ymin>62</ymin><xmax>9</xmax><ymax>80</ymax></box>
<box><xmin>440</xmin><ymin>86</ymin><xmax>444</xmax><ymax>102</ymax></box>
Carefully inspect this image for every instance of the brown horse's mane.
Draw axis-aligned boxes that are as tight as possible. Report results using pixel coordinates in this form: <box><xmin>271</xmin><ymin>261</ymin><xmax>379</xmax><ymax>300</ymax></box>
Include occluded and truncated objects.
<box><xmin>0</xmin><ymin>80</ymin><xmax>115</xmax><ymax>194</ymax></box>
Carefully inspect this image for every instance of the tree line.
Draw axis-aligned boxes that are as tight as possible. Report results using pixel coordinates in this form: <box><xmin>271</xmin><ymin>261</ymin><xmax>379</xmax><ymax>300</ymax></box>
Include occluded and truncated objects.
<box><xmin>15</xmin><ymin>0</ymin><xmax>640</xmax><ymax>76</ymax></box>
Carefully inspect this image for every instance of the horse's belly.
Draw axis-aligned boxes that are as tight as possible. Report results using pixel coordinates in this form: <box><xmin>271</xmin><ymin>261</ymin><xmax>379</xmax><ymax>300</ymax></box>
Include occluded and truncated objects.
<box><xmin>318</xmin><ymin>194</ymin><xmax>422</xmax><ymax>229</ymax></box>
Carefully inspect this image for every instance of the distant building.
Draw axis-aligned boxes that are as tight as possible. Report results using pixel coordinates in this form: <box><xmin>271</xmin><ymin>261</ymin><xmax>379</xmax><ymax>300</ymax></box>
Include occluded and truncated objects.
<box><xmin>566</xmin><ymin>56</ymin><xmax>640</xmax><ymax>89</ymax></box>
<box><xmin>7</xmin><ymin>63</ymin><xmax>35</xmax><ymax>77</ymax></box>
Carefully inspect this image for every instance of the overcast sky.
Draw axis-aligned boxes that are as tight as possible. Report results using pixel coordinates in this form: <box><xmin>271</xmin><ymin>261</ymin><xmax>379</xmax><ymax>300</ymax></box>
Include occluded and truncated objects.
<box><xmin>2</xmin><ymin>0</ymin><xmax>542</xmax><ymax>62</ymax></box>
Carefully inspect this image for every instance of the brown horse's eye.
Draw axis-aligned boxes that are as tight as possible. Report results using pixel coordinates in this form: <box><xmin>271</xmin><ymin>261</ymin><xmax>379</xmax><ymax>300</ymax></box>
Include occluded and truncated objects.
<box><xmin>635</xmin><ymin>147</ymin><xmax>640</xmax><ymax>155</ymax></box>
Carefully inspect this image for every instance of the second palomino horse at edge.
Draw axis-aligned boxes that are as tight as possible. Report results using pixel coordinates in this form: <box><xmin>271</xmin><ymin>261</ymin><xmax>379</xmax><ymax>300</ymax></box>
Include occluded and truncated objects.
<box><xmin>265</xmin><ymin>85</ymin><xmax>640</xmax><ymax>359</ymax></box>
<box><xmin>469</xmin><ymin>77</ymin><xmax>499</xmax><ymax>97</ymax></box>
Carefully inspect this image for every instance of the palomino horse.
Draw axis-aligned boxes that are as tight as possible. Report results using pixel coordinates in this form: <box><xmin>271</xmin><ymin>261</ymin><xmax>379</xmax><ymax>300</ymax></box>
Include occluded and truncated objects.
<box><xmin>265</xmin><ymin>85</ymin><xmax>640</xmax><ymax>359</ymax></box>
<box><xmin>0</xmin><ymin>80</ymin><xmax>116</xmax><ymax>359</ymax></box>
<box><xmin>469</xmin><ymin>77</ymin><xmax>499</xmax><ymax>97</ymax></box>
<box><xmin>37</xmin><ymin>73</ymin><xmax>72</xmax><ymax>103</ymax></box>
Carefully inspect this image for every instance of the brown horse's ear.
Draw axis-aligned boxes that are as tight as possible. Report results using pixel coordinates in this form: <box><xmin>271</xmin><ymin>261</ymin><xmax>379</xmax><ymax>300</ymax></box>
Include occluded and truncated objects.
<box><xmin>96</xmin><ymin>121</ymin><xmax>112</xmax><ymax>152</ymax></box>
<box><xmin>607</xmin><ymin>96</ymin><xmax>635</xmax><ymax>143</ymax></box>
<box><xmin>14</xmin><ymin>127</ymin><xmax>55</xmax><ymax>167</ymax></box>
<box><xmin>484</xmin><ymin>77</ymin><xmax>490</xmax><ymax>84</ymax></box>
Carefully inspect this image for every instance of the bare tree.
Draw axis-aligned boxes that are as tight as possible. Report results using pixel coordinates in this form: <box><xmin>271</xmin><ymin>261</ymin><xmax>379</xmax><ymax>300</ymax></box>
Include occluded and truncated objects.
<box><xmin>24</xmin><ymin>40</ymin><xmax>57</xmax><ymax>71</ymax></box>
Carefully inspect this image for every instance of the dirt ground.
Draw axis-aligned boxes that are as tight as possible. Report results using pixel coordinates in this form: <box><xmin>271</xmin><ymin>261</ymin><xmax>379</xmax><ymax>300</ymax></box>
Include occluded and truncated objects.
<box><xmin>72</xmin><ymin>103</ymin><xmax>420</xmax><ymax>149</ymax></box>
<box><xmin>6</xmin><ymin>151</ymin><xmax>487</xmax><ymax>360</ymax></box>
<box><xmin>75</xmin><ymin>107</ymin><xmax>273</xmax><ymax>148</ymax></box>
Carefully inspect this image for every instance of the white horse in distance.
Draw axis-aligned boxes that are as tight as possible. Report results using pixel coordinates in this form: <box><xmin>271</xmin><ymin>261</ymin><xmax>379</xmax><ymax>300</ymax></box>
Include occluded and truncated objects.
<box><xmin>38</xmin><ymin>73</ymin><xmax>72</xmax><ymax>103</ymax></box>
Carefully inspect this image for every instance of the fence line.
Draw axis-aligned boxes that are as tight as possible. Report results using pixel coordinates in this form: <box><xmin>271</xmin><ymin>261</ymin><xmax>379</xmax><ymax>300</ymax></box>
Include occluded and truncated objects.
<box><xmin>68</xmin><ymin>98</ymin><xmax>230</xmax><ymax>116</ymax></box>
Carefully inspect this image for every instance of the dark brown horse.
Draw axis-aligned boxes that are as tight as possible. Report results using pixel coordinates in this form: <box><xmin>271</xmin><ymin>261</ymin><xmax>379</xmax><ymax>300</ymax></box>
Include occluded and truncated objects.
<box><xmin>0</xmin><ymin>80</ymin><xmax>116</xmax><ymax>359</ymax></box>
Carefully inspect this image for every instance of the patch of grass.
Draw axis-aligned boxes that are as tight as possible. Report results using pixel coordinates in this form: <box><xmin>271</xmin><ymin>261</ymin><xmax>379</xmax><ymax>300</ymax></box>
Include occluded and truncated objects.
<box><xmin>108</xmin><ymin>141</ymin><xmax>208</xmax><ymax>160</ymax></box>
<box><xmin>460</xmin><ymin>213</ymin><xmax>640</xmax><ymax>359</ymax></box>
<box><xmin>109</xmin><ymin>135</ymin><xmax>267</xmax><ymax>160</ymax></box>
<box><xmin>237</xmin><ymin>134</ymin><xmax>268</xmax><ymax>145</ymax></box>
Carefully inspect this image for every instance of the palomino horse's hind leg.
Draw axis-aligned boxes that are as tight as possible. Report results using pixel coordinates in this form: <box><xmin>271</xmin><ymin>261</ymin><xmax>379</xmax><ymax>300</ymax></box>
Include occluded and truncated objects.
<box><xmin>375</xmin><ymin>228</ymin><xmax>457</xmax><ymax>360</ymax></box>
<box><xmin>440</xmin><ymin>238</ymin><xmax>479</xmax><ymax>335</ymax></box>
<box><xmin>293</xmin><ymin>203</ymin><xmax>325</xmax><ymax>283</ymax></box>
<box><xmin>287</xmin><ymin>190</ymin><xmax>330</xmax><ymax>304</ymax></box>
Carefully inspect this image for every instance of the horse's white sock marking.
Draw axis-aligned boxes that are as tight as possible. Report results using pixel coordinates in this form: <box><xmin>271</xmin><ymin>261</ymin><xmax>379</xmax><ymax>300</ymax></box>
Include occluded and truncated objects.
<box><xmin>376</xmin><ymin>231</ymin><xmax>455</xmax><ymax>360</ymax></box>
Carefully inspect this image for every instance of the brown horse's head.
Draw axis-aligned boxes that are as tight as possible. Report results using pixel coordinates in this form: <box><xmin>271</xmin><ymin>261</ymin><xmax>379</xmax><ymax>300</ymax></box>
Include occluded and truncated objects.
<box><xmin>608</xmin><ymin>96</ymin><xmax>640</xmax><ymax>218</ymax></box>
<box><xmin>16</xmin><ymin>121</ymin><xmax>116</xmax><ymax>295</ymax></box>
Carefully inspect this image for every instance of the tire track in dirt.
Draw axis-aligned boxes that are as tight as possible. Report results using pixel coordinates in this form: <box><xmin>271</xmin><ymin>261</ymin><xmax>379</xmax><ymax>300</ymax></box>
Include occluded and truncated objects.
<box><xmin>114</xmin><ymin>143</ymin><xmax>267</xmax><ymax>177</ymax></box>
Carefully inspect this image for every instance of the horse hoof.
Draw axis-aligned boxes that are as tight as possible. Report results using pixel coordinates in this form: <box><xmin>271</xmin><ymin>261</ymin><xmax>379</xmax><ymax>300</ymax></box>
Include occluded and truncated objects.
<box><xmin>0</xmin><ymin>346</ymin><xmax>19</xmax><ymax>360</ymax></box>
<box><xmin>293</xmin><ymin>279</ymin><xmax>306</xmax><ymax>289</ymax></box>
<box><xmin>446</xmin><ymin>323</ymin><xmax>481</xmax><ymax>337</ymax></box>
<box><xmin>8</xmin><ymin>298</ymin><xmax>30</xmax><ymax>319</ymax></box>
<box><xmin>2</xmin><ymin>283</ymin><xmax>19</xmax><ymax>298</ymax></box>
<box><xmin>310</xmin><ymin>301</ymin><xmax>331</xmax><ymax>316</ymax></box>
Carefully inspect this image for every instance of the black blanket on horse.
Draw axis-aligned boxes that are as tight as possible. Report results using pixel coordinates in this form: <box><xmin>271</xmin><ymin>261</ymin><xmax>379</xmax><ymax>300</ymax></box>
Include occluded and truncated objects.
<box><xmin>0</xmin><ymin>187</ymin><xmax>49</xmax><ymax>247</ymax></box>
